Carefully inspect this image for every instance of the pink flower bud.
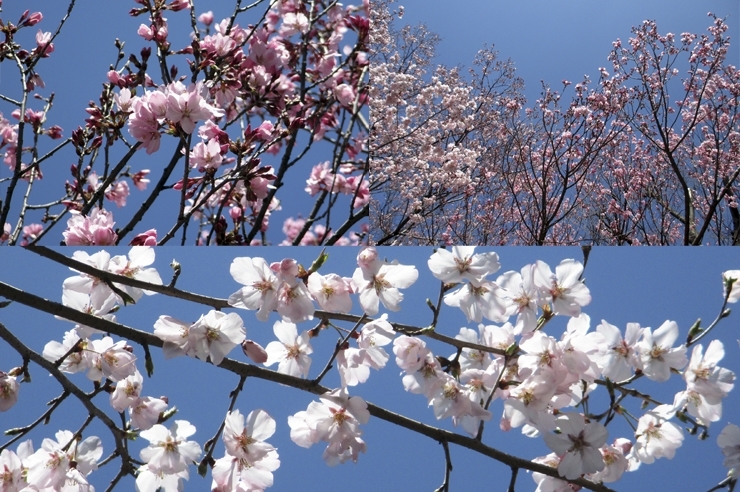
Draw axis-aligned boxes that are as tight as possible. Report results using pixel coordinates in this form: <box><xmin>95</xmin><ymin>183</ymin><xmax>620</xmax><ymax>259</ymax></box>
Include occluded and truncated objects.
<box><xmin>229</xmin><ymin>206</ymin><xmax>242</xmax><ymax>221</ymax></box>
<box><xmin>241</xmin><ymin>340</ymin><xmax>268</xmax><ymax>364</ymax></box>
<box><xmin>129</xmin><ymin>229</ymin><xmax>157</xmax><ymax>246</ymax></box>
<box><xmin>198</xmin><ymin>11</ymin><xmax>214</xmax><ymax>26</ymax></box>
<box><xmin>169</xmin><ymin>0</ymin><xmax>190</xmax><ymax>11</ymax></box>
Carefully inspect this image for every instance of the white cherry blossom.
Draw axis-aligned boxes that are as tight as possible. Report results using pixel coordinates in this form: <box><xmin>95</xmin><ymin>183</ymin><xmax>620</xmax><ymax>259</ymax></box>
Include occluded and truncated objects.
<box><xmin>543</xmin><ymin>412</ymin><xmax>608</xmax><ymax>480</ymax></box>
<box><xmin>352</xmin><ymin>249</ymin><xmax>418</xmax><ymax>315</ymax></box>
<box><xmin>427</xmin><ymin>247</ymin><xmax>500</xmax><ymax>283</ymax></box>
<box><xmin>0</xmin><ymin>371</ymin><xmax>19</xmax><ymax>412</ymax></box>
<box><xmin>139</xmin><ymin>420</ymin><xmax>201</xmax><ymax>475</ymax></box>
<box><xmin>635</xmin><ymin>320</ymin><xmax>688</xmax><ymax>382</ymax></box>
<box><xmin>264</xmin><ymin>320</ymin><xmax>313</xmax><ymax>378</ymax></box>
<box><xmin>631</xmin><ymin>405</ymin><xmax>684</xmax><ymax>464</ymax></box>
<box><xmin>534</xmin><ymin>259</ymin><xmax>591</xmax><ymax>317</ymax></box>
<box><xmin>443</xmin><ymin>280</ymin><xmax>509</xmax><ymax>323</ymax></box>
<box><xmin>228</xmin><ymin>257</ymin><xmax>280</xmax><ymax>321</ymax></box>
<box><xmin>723</xmin><ymin>270</ymin><xmax>740</xmax><ymax>303</ymax></box>
<box><xmin>717</xmin><ymin>423</ymin><xmax>740</xmax><ymax>477</ymax></box>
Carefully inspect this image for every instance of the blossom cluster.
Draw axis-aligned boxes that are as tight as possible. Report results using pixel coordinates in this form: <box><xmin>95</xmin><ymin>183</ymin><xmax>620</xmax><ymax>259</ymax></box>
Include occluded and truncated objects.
<box><xmin>0</xmin><ymin>431</ymin><xmax>103</xmax><ymax>491</ymax></box>
<box><xmin>1</xmin><ymin>0</ymin><xmax>369</xmax><ymax>246</ymax></box>
<box><xmin>1</xmin><ymin>246</ymin><xmax>739</xmax><ymax>491</ymax></box>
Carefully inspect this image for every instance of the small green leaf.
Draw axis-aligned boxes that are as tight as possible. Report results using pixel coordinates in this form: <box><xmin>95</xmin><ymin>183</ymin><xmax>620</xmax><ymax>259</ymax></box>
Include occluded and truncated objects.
<box><xmin>197</xmin><ymin>459</ymin><xmax>209</xmax><ymax>478</ymax></box>
<box><xmin>308</xmin><ymin>248</ymin><xmax>328</xmax><ymax>273</ymax></box>
<box><xmin>4</xmin><ymin>427</ymin><xmax>25</xmax><ymax>436</ymax></box>
<box><xmin>145</xmin><ymin>352</ymin><xmax>154</xmax><ymax>377</ymax></box>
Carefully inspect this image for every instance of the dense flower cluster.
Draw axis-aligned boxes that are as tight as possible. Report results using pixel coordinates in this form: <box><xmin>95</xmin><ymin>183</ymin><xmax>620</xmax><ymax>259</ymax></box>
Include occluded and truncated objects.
<box><xmin>0</xmin><ymin>0</ymin><xmax>369</xmax><ymax>245</ymax></box>
<box><xmin>0</xmin><ymin>245</ymin><xmax>737</xmax><ymax>491</ymax></box>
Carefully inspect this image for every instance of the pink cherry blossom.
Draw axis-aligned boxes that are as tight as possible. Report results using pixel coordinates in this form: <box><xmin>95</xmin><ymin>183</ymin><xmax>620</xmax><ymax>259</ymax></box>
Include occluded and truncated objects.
<box><xmin>307</xmin><ymin>272</ymin><xmax>353</xmax><ymax>312</ymax></box>
<box><xmin>108</xmin><ymin>246</ymin><xmax>163</xmax><ymax>303</ymax></box>
<box><xmin>0</xmin><ymin>447</ymin><xmax>25</xmax><ymax>490</ymax></box>
<box><xmin>35</xmin><ymin>30</ymin><xmax>54</xmax><ymax>56</ymax></box>
<box><xmin>288</xmin><ymin>388</ymin><xmax>369</xmax><ymax>465</ymax></box>
<box><xmin>131</xmin><ymin>396</ymin><xmax>169</xmax><ymax>431</ymax></box>
<box><xmin>130</xmin><ymin>228</ymin><xmax>158</xmax><ymax>246</ymax></box>
<box><xmin>62</xmin><ymin>207</ymin><xmax>118</xmax><ymax>246</ymax></box>
<box><xmin>534</xmin><ymin>259</ymin><xmax>592</xmax><ymax>317</ymax></box>
<box><xmin>188</xmin><ymin>311</ymin><xmax>246</xmax><ymax>366</ymax></box>
<box><xmin>166</xmin><ymin>84</ymin><xmax>222</xmax><ymax>134</ymax></box>
<box><xmin>596</xmin><ymin>320</ymin><xmax>643</xmax><ymax>382</ymax></box>
<box><xmin>189</xmin><ymin>139</ymin><xmax>223</xmax><ymax>172</ymax></box>
<box><xmin>393</xmin><ymin>335</ymin><xmax>432</xmax><ymax>373</ymax></box>
<box><xmin>684</xmin><ymin>339</ymin><xmax>735</xmax><ymax>398</ymax></box>
<box><xmin>132</xmin><ymin>169</ymin><xmax>151</xmax><ymax>190</ymax></box>
<box><xmin>198</xmin><ymin>11</ymin><xmax>214</xmax><ymax>25</ymax></box>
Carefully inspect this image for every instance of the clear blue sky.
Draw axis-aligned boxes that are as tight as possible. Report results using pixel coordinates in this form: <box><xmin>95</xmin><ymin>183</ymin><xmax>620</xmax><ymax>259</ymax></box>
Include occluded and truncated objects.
<box><xmin>1</xmin><ymin>246</ymin><xmax>738</xmax><ymax>491</ymax></box>
<box><xmin>1</xmin><ymin>1</ymin><xmax>366</xmax><ymax>245</ymax></box>
<box><xmin>395</xmin><ymin>0</ymin><xmax>739</xmax><ymax>104</ymax></box>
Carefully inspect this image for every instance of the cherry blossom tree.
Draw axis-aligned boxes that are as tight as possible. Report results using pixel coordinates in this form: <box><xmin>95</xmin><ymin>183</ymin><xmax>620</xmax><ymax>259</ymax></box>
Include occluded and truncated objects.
<box><xmin>0</xmin><ymin>245</ymin><xmax>738</xmax><ymax>491</ymax></box>
<box><xmin>370</xmin><ymin>0</ymin><xmax>740</xmax><ymax>245</ymax></box>
<box><xmin>0</xmin><ymin>0</ymin><xmax>369</xmax><ymax>246</ymax></box>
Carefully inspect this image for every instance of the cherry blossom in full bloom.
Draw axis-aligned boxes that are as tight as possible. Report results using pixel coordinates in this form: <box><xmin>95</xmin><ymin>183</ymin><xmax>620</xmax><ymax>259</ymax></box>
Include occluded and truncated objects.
<box><xmin>351</xmin><ymin>247</ymin><xmax>419</xmax><ymax>315</ymax></box>
<box><xmin>212</xmin><ymin>408</ymin><xmax>281</xmax><ymax>491</ymax></box>
<box><xmin>264</xmin><ymin>320</ymin><xmax>313</xmax><ymax>378</ymax></box>
<box><xmin>427</xmin><ymin>246</ymin><xmax>500</xmax><ymax>284</ymax></box>
<box><xmin>634</xmin><ymin>320</ymin><xmax>688</xmax><ymax>382</ymax></box>
<box><xmin>228</xmin><ymin>257</ymin><xmax>280</xmax><ymax>321</ymax></box>
<box><xmin>337</xmin><ymin>314</ymin><xmax>395</xmax><ymax>387</ymax></box>
<box><xmin>153</xmin><ymin>311</ymin><xmax>246</xmax><ymax>366</ymax></box>
<box><xmin>139</xmin><ymin>420</ymin><xmax>201</xmax><ymax>475</ymax></box>
<box><xmin>542</xmin><ymin>412</ymin><xmax>608</xmax><ymax>480</ymax></box>
<box><xmin>630</xmin><ymin>405</ymin><xmax>684</xmax><ymax>464</ymax></box>
<box><xmin>288</xmin><ymin>388</ymin><xmax>370</xmax><ymax>466</ymax></box>
<box><xmin>62</xmin><ymin>207</ymin><xmax>118</xmax><ymax>246</ymax></box>
<box><xmin>717</xmin><ymin>423</ymin><xmax>740</xmax><ymax>478</ymax></box>
<box><xmin>533</xmin><ymin>259</ymin><xmax>592</xmax><ymax>317</ymax></box>
<box><xmin>24</xmin><ymin>430</ymin><xmax>102</xmax><ymax>490</ymax></box>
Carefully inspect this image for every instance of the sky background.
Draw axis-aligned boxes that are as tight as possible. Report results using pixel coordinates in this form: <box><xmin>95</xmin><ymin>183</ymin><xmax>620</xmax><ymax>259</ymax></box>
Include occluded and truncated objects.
<box><xmin>0</xmin><ymin>246</ymin><xmax>739</xmax><ymax>491</ymax></box>
<box><xmin>0</xmin><ymin>0</ymin><xmax>366</xmax><ymax>245</ymax></box>
<box><xmin>393</xmin><ymin>0</ymin><xmax>739</xmax><ymax>105</ymax></box>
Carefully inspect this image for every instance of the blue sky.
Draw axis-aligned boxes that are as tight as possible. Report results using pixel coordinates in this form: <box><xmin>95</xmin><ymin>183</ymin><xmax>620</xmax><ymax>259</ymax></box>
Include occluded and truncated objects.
<box><xmin>1</xmin><ymin>1</ymin><xmax>366</xmax><ymax>245</ymax></box>
<box><xmin>0</xmin><ymin>246</ymin><xmax>738</xmax><ymax>491</ymax></box>
<box><xmin>394</xmin><ymin>0</ymin><xmax>739</xmax><ymax>104</ymax></box>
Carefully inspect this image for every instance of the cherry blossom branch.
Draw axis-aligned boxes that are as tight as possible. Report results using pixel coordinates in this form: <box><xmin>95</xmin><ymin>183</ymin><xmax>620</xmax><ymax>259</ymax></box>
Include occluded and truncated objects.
<box><xmin>707</xmin><ymin>476</ymin><xmax>737</xmax><ymax>492</ymax></box>
<box><xmin>0</xmin><ymin>279</ymin><xmax>614</xmax><ymax>492</ymax></box>
<box><xmin>435</xmin><ymin>439</ymin><xmax>452</xmax><ymax>492</ymax></box>
<box><xmin>197</xmin><ymin>374</ymin><xmax>247</xmax><ymax>477</ymax></box>
<box><xmin>26</xmin><ymin>247</ymin><xmax>509</xmax><ymax>356</ymax></box>
<box><xmin>118</xmin><ymin>139</ymin><xmax>187</xmax><ymax>243</ymax></box>
<box><xmin>0</xmin><ymin>321</ymin><xmax>135</xmax><ymax>478</ymax></box>
<box><xmin>1</xmin><ymin>390</ymin><xmax>70</xmax><ymax>451</ymax></box>
<box><xmin>312</xmin><ymin>314</ymin><xmax>367</xmax><ymax>385</ymax></box>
